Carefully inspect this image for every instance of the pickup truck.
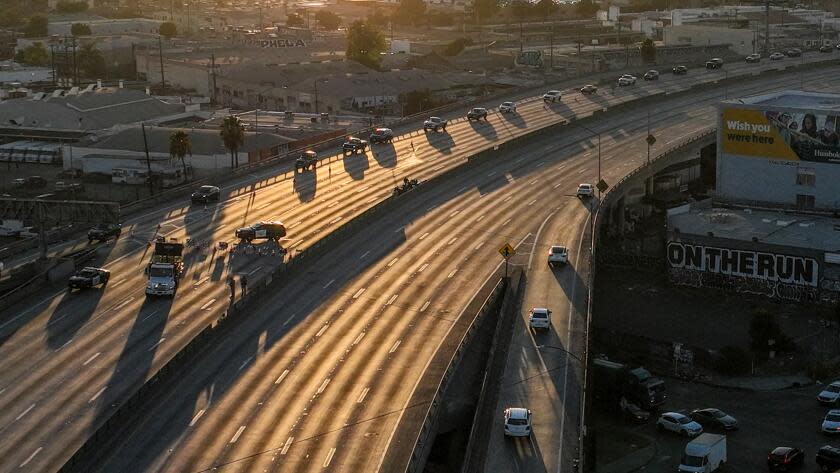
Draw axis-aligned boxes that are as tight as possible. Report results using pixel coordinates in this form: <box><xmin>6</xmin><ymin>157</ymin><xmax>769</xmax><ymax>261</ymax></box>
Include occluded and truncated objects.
<box><xmin>145</xmin><ymin>238</ymin><xmax>183</xmax><ymax>297</ymax></box>
<box><xmin>342</xmin><ymin>137</ymin><xmax>368</xmax><ymax>154</ymax></box>
<box><xmin>423</xmin><ymin>117</ymin><xmax>447</xmax><ymax>132</ymax></box>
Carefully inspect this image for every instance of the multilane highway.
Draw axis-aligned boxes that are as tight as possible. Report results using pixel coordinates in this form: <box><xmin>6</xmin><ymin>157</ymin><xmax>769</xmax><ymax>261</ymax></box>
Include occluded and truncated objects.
<box><xmin>83</xmin><ymin>65</ymin><xmax>840</xmax><ymax>473</ymax></box>
<box><xmin>0</xmin><ymin>56</ymin><xmax>835</xmax><ymax>472</ymax></box>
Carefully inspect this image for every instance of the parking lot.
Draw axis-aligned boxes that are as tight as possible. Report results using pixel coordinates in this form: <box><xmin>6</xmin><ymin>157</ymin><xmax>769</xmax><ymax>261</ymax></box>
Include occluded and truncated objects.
<box><xmin>595</xmin><ymin>378</ymin><xmax>840</xmax><ymax>472</ymax></box>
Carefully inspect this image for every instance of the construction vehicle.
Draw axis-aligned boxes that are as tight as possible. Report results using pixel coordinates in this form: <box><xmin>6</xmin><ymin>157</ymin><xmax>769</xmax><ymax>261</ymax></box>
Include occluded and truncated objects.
<box><xmin>145</xmin><ymin>237</ymin><xmax>184</xmax><ymax>296</ymax></box>
<box><xmin>593</xmin><ymin>357</ymin><xmax>667</xmax><ymax>410</ymax></box>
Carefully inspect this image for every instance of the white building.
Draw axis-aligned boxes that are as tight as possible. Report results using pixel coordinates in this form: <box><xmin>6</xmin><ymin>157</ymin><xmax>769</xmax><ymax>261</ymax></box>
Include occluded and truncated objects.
<box><xmin>663</xmin><ymin>25</ymin><xmax>756</xmax><ymax>55</ymax></box>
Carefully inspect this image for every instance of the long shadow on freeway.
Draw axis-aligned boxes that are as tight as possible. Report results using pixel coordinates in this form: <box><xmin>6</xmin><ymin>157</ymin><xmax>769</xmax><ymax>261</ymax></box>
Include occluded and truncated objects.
<box><xmin>371</xmin><ymin>142</ymin><xmax>397</xmax><ymax>169</ymax></box>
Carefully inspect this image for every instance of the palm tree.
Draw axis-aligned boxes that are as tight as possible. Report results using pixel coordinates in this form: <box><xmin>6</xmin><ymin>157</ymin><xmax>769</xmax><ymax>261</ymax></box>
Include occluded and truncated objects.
<box><xmin>168</xmin><ymin>130</ymin><xmax>192</xmax><ymax>180</ymax></box>
<box><xmin>220</xmin><ymin>115</ymin><xmax>245</xmax><ymax>169</ymax></box>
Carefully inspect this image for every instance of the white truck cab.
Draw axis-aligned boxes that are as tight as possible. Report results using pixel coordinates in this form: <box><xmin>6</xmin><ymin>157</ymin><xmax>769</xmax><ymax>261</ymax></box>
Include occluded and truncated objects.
<box><xmin>679</xmin><ymin>433</ymin><xmax>726</xmax><ymax>473</ymax></box>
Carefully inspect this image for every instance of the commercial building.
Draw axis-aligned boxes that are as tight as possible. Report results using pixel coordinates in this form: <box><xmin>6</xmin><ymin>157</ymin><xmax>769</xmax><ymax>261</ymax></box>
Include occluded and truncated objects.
<box><xmin>716</xmin><ymin>91</ymin><xmax>840</xmax><ymax>211</ymax></box>
<box><xmin>663</xmin><ymin>24</ymin><xmax>756</xmax><ymax>55</ymax></box>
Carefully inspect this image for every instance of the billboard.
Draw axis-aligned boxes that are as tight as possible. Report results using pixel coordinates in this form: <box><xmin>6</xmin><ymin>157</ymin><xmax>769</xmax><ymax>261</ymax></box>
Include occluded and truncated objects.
<box><xmin>721</xmin><ymin>107</ymin><xmax>840</xmax><ymax>164</ymax></box>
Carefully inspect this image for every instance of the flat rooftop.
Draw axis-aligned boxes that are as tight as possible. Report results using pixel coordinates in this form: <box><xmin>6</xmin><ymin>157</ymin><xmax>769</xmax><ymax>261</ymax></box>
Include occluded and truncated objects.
<box><xmin>723</xmin><ymin>90</ymin><xmax>840</xmax><ymax>112</ymax></box>
<box><xmin>668</xmin><ymin>201</ymin><xmax>840</xmax><ymax>253</ymax></box>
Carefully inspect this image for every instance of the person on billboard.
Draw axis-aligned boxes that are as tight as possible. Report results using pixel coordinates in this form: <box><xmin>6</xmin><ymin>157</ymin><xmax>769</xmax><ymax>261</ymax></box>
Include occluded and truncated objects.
<box><xmin>819</xmin><ymin>116</ymin><xmax>839</xmax><ymax>146</ymax></box>
<box><xmin>801</xmin><ymin>114</ymin><xmax>819</xmax><ymax>139</ymax></box>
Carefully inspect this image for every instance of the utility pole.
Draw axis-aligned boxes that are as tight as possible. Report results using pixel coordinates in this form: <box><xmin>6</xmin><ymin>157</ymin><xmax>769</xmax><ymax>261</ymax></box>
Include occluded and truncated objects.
<box><xmin>549</xmin><ymin>23</ymin><xmax>554</xmax><ymax>70</ymax></box>
<box><xmin>646</xmin><ymin>111</ymin><xmax>651</xmax><ymax>165</ymax></box>
<box><xmin>764</xmin><ymin>0</ymin><xmax>770</xmax><ymax>56</ymax></box>
<box><xmin>210</xmin><ymin>52</ymin><xmax>217</xmax><ymax>106</ymax></box>
<box><xmin>50</xmin><ymin>43</ymin><xmax>56</xmax><ymax>86</ymax></box>
<box><xmin>141</xmin><ymin>123</ymin><xmax>155</xmax><ymax>196</ymax></box>
<box><xmin>576</xmin><ymin>40</ymin><xmax>582</xmax><ymax>77</ymax></box>
<box><xmin>71</xmin><ymin>36</ymin><xmax>78</xmax><ymax>85</ymax></box>
<box><xmin>158</xmin><ymin>35</ymin><xmax>166</xmax><ymax>94</ymax></box>
<box><xmin>314</xmin><ymin>79</ymin><xmax>319</xmax><ymax>114</ymax></box>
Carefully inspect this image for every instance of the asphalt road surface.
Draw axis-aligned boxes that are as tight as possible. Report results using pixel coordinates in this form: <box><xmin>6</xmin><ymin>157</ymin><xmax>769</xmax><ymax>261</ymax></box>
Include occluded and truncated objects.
<box><xmin>0</xmin><ymin>55</ymin><xmax>837</xmax><ymax>472</ymax></box>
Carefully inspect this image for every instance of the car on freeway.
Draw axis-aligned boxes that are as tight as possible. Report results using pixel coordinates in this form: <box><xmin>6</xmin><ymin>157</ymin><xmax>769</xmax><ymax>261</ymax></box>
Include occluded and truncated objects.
<box><xmin>528</xmin><ymin>307</ymin><xmax>551</xmax><ymax>331</ymax></box>
<box><xmin>68</xmin><ymin>267</ymin><xmax>110</xmax><ymax>291</ymax></box>
<box><xmin>786</xmin><ymin>48</ymin><xmax>802</xmax><ymax>57</ymax></box>
<box><xmin>235</xmin><ymin>221</ymin><xmax>286</xmax><ymax>243</ymax></box>
<box><xmin>580</xmin><ymin>84</ymin><xmax>598</xmax><ymax>95</ymax></box>
<box><xmin>11</xmin><ymin>178</ymin><xmax>26</xmax><ymax>188</ymax></box>
<box><xmin>770</xmin><ymin>52</ymin><xmax>785</xmax><ymax>61</ymax></box>
<box><xmin>705</xmin><ymin>58</ymin><xmax>724</xmax><ymax>69</ymax></box>
<box><xmin>577</xmin><ymin>183</ymin><xmax>594</xmax><ymax>198</ymax></box>
<box><xmin>816</xmin><ymin>445</ymin><xmax>840</xmax><ymax>472</ymax></box>
<box><xmin>499</xmin><ymin>101</ymin><xmax>517</xmax><ymax>113</ymax></box>
<box><xmin>819</xmin><ymin>45</ymin><xmax>834</xmax><ymax>53</ymax></box>
<box><xmin>618</xmin><ymin>74</ymin><xmax>637</xmax><ymax>86</ymax></box>
<box><xmin>672</xmin><ymin>65</ymin><xmax>688</xmax><ymax>75</ymax></box>
<box><xmin>369</xmin><ymin>127</ymin><xmax>394</xmax><ymax>144</ymax></box>
<box><xmin>423</xmin><ymin>116</ymin><xmax>448</xmax><ymax>132</ymax></box>
<box><xmin>543</xmin><ymin>90</ymin><xmax>562</xmax><ymax>102</ymax></box>
<box><xmin>503</xmin><ymin>407</ymin><xmax>532</xmax><ymax>437</ymax></box>
<box><xmin>643</xmin><ymin>70</ymin><xmax>659</xmax><ymax>80</ymax></box>
<box><xmin>467</xmin><ymin>107</ymin><xmax>488</xmax><ymax>121</ymax></box>
<box><xmin>88</xmin><ymin>223</ymin><xmax>121</xmax><ymax>243</ymax></box>
<box><xmin>746</xmin><ymin>53</ymin><xmax>761</xmax><ymax>63</ymax></box>
<box><xmin>342</xmin><ymin>137</ymin><xmax>368</xmax><ymax>154</ymax></box>
<box><xmin>657</xmin><ymin>412</ymin><xmax>703</xmax><ymax>437</ymax></box>
<box><xmin>767</xmin><ymin>446</ymin><xmax>804</xmax><ymax>472</ymax></box>
<box><xmin>295</xmin><ymin>150</ymin><xmax>317</xmax><ymax>172</ymax></box>
<box><xmin>548</xmin><ymin>245</ymin><xmax>568</xmax><ymax>266</ymax></box>
<box><xmin>837</xmin><ymin>43</ymin><xmax>840</xmax><ymax>50</ymax></box>
<box><xmin>26</xmin><ymin>176</ymin><xmax>47</xmax><ymax>188</ymax></box>
<box><xmin>689</xmin><ymin>408</ymin><xmax>738</xmax><ymax>431</ymax></box>
<box><xmin>817</xmin><ymin>380</ymin><xmax>840</xmax><ymax>405</ymax></box>
<box><xmin>191</xmin><ymin>185</ymin><xmax>220</xmax><ymax>203</ymax></box>
<box><xmin>822</xmin><ymin>409</ymin><xmax>840</xmax><ymax>435</ymax></box>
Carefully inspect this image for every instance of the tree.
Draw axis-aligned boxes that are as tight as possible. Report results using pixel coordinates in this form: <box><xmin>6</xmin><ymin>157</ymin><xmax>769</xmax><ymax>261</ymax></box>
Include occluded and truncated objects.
<box><xmin>169</xmin><ymin>130</ymin><xmax>192</xmax><ymax>179</ymax></box>
<box><xmin>220</xmin><ymin>115</ymin><xmax>245</xmax><ymax>169</ymax></box>
<box><xmin>473</xmin><ymin>0</ymin><xmax>500</xmax><ymax>22</ymax></box>
<box><xmin>71</xmin><ymin>23</ymin><xmax>91</xmax><ymax>36</ymax></box>
<box><xmin>56</xmin><ymin>1</ymin><xmax>89</xmax><ymax>13</ymax></box>
<box><xmin>346</xmin><ymin>20</ymin><xmax>386</xmax><ymax>70</ymax></box>
<box><xmin>159</xmin><ymin>22</ymin><xmax>177</xmax><ymax>38</ymax></box>
<box><xmin>393</xmin><ymin>0</ymin><xmax>426</xmax><ymax>26</ymax></box>
<box><xmin>640</xmin><ymin>38</ymin><xmax>656</xmax><ymax>63</ymax></box>
<box><xmin>576</xmin><ymin>0</ymin><xmax>599</xmax><ymax>17</ymax></box>
<box><xmin>315</xmin><ymin>10</ymin><xmax>341</xmax><ymax>30</ymax></box>
<box><xmin>286</xmin><ymin>13</ymin><xmax>305</xmax><ymax>27</ymax></box>
<box><xmin>535</xmin><ymin>0</ymin><xmax>558</xmax><ymax>18</ymax></box>
<box><xmin>24</xmin><ymin>15</ymin><xmax>48</xmax><ymax>37</ymax></box>
<box><xmin>16</xmin><ymin>42</ymin><xmax>49</xmax><ymax>66</ymax></box>
<box><xmin>77</xmin><ymin>43</ymin><xmax>105</xmax><ymax>78</ymax></box>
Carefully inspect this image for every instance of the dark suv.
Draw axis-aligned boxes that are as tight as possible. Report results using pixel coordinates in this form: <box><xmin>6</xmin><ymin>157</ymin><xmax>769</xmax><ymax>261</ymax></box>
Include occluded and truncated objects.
<box><xmin>817</xmin><ymin>445</ymin><xmax>840</xmax><ymax>472</ymax></box>
<box><xmin>235</xmin><ymin>221</ymin><xmax>286</xmax><ymax>243</ymax></box>
<box><xmin>369</xmin><ymin>128</ymin><xmax>394</xmax><ymax>144</ymax></box>
<box><xmin>768</xmin><ymin>446</ymin><xmax>804</xmax><ymax>472</ymax></box>
<box><xmin>88</xmin><ymin>223</ymin><xmax>122</xmax><ymax>243</ymax></box>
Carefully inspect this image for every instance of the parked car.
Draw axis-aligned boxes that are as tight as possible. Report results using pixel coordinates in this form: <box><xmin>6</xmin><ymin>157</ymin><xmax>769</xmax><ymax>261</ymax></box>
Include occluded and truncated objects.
<box><xmin>816</xmin><ymin>445</ymin><xmax>840</xmax><ymax>472</ymax></box>
<box><xmin>18</xmin><ymin>226</ymin><xmax>40</xmax><ymax>238</ymax></box>
<box><xmin>542</xmin><ymin>90</ymin><xmax>562</xmax><ymax>102</ymax></box>
<box><xmin>190</xmin><ymin>185</ymin><xmax>220</xmax><ymax>203</ymax></box>
<box><xmin>656</xmin><ymin>412</ymin><xmax>703</xmax><ymax>437</ymax></box>
<box><xmin>576</xmin><ymin>183</ymin><xmax>594</xmax><ymax>198</ymax></box>
<box><xmin>689</xmin><ymin>408</ymin><xmax>739</xmax><ymax>430</ymax></box>
<box><xmin>620</xmin><ymin>397</ymin><xmax>650</xmax><ymax>423</ymax></box>
<box><xmin>705</xmin><ymin>58</ymin><xmax>724</xmax><ymax>69</ymax></box>
<box><xmin>580</xmin><ymin>84</ymin><xmax>598</xmax><ymax>95</ymax></box>
<box><xmin>503</xmin><ymin>407</ymin><xmax>532</xmax><ymax>437</ymax></box>
<box><xmin>643</xmin><ymin>70</ymin><xmax>659</xmax><ymax>80</ymax></box>
<box><xmin>819</xmin><ymin>45</ymin><xmax>834</xmax><ymax>53</ymax></box>
<box><xmin>618</xmin><ymin>74</ymin><xmax>637</xmax><ymax>86</ymax></box>
<box><xmin>528</xmin><ymin>307</ymin><xmax>551</xmax><ymax>331</ymax></box>
<box><xmin>547</xmin><ymin>245</ymin><xmax>568</xmax><ymax>266</ymax></box>
<box><xmin>11</xmin><ymin>178</ymin><xmax>26</xmax><ymax>188</ymax></box>
<box><xmin>746</xmin><ymin>53</ymin><xmax>761</xmax><ymax>63</ymax></box>
<box><xmin>770</xmin><ymin>52</ymin><xmax>785</xmax><ymax>61</ymax></box>
<box><xmin>672</xmin><ymin>65</ymin><xmax>688</xmax><ymax>75</ymax></box>
<box><xmin>767</xmin><ymin>446</ymin><xmax>804</xmax><ymax>472</ymax></box>
<box><xmin>26</xmin><ymin>176</ymin><xmax>47</xmax><ymax>188</ymax></box>
<box><xmin>88</xmin><ymin>223</ymin><xmax>122</xmax><ymax>243</ymax></box>
<box><xmin>369</xmin><ymin>127</ymin><xmax>394</xmax><ymax>144</ymax></box>
<box><xmin>786</xmin><ymin>48</ymin><xmax>802</xmax><ymax>57</ymax></box>
<box><xmin>817</xmin><ymin>380</ymin><xmax>840</xmax><ymax>405</ymax></box>
<box><xmin>423</xmin><ymin>116</ymin><xmax>448</xmax><ymax>132</ymax></box>
<box><xmin>57</xmin><ymin>168</ymin><xmax>83</xmax><ymax>179</ymax></box>
<box><xmin>822</xmin><ymin>409</ymin><xmax>840</xmax><ymax>435</ymax></box>
<box><xmin>499</xmin><ymin>101</ymin><xmax>517</xmax><ymax>113</ymax></box>
<box><xmin>467</xmin><ymin>107</ymin><xmax>488</xmax><ymax>121</ymax></box>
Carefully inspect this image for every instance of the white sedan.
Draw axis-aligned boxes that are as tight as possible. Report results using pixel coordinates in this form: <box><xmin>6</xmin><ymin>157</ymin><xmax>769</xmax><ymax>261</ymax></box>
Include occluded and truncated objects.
<box><xmin>499</xmin><ymin>101</ymin><xmax>517</xmax><ymax>113</ymax></box>
<box><xmin>503</xmin><ymin>407</ymin><xmax>532</xmax><ymax>437</ymax></box>
<box><xmin>819</xmin><ymin>381</ymin><xmax>840</xmax><ymax>405</ymax></box>
<box><xmin>528</xmin><ymin>307</ymin><xmax>551</xmax><ymax>331</ymax></box>
<box><xmin>542</xmin><ymin>90</ymin><xmax>562</xmax><ymax>102</ymax></box>
<box><xmin>823</xmin><ymin>409</ymin><xmax>840</xmax><ymax>434</ymax></box>
<box><xmin>576</xmin><ymin>183</ymin><xmax>594</xmax><ymax>198</ymax></box>
<box><xmin>657</xmin><ymin>412</ymin><xmax>703</xmax><ymax>437</ymax></box>
<box><xmin>618</xmin><ymin>74</ymin><xmax>637</xmax><ymax>86</ymax></box>
<box><xmin>548</xmin><ymin>245</ymin><xmax>568</xmax><ymax>266</ymax></box>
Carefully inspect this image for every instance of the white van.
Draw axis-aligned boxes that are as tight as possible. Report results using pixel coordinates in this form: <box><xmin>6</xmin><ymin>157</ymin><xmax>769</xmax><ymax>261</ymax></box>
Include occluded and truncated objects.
<box><xmin>112</xmin><ymin>168</ymin><xmax>148</xmax><ymax>185</ymax></box>
<box><xmin>679</xmin><ymin>434</ymin><xmax>726</xmax><ymax>473</ymax></box>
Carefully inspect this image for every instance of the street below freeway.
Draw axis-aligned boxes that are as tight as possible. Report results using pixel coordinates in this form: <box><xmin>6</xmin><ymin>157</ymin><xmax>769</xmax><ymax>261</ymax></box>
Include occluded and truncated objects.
<box><xmin>69</xmin><ymin>65</ymin><xmax>840</xmax><ymax>473</ymax></box>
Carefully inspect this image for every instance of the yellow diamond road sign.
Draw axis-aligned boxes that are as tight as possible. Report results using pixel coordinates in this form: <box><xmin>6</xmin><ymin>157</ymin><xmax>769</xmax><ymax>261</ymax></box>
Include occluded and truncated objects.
<box><xmin>499</xmin><ymin>242</ymin><xmax>516</xmax><ymax>260</ymax></box>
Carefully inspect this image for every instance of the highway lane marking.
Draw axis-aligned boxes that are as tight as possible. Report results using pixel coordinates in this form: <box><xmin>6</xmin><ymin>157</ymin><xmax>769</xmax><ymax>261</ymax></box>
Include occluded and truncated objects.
<box><xmin>248</xmin><ymin>266</ymin><xmax>262</xmax><ymax>275</ymax></box>
<box><xmin>189</xmin><ymin>409</ymin><xmax>205</xmax><ymax>427</ymax></box>
<box><xmin>229</xmin><ymin>425</ymin><xmax>246</xmax><ymax>444</ymax></box>
<box><xmin>487</xmin><ymin>171</ymin><xmax>496</xmax><ymax>177</ymax></box>
<box><xmin>503</xmin><ymin>196</ymin><xmax>512</xmax><ymax>202</ymax></box>
<box><xmin>291</xmin><ymin>239</ymin><xmax>305</xmax><ymax>248</ymax></box>
<box><xmin>19</xmin><ymin>447</ymin><xmax>42</xmax><ymax>468</ymax></box>
<box><xmin>216</xmin><ymin>223</ymin><xmax>228</xmax><ymax>230</ymax></box>
<box><xmin>447</xmin><ymin>237</ymin><xmax>458</xmax><ymax>245</ymax></box>
<box><xmin>387</xmin><ymin>257</ymin><xmax>398</xmax><ymax>267</ymax></box>
<box><xmin>275</xmin><ymin>369</ymin><xmax>290</xmax><ymax>385</ymax></box>
<box><xmin>83</xmin><ymin>352</ymin><xmax>101</xmax><ymax>366</ymax></box>
<box><xmin>281</xmin><ymin>437</ymin><xmax>294</xmax><ymax>455</ymax></box>
<box><xmin>194</xmin><ymin>276</ymin><xmax>209</xmax><ymax>286</ymax></box>
<box><xmin>528</xmin><ymin>199</ymin><xmax>537</xmax><ymax>206</ymax></box>
<box><xmin>357</xmin><ymin>387</ymin><xmax>370</xmax><ymax>404</ymax></box>
<box><xmin>514</xmin><ymin>158</ymin><xmax>524</xmax><ymax>164</ymax></box>
<box><xmin>15</xmin><ymin>403</ymin><xmax>35</xmax><ymax>421</ymax></box>
<box><xmin>238</xmin><ymin>356</ymin><xmax>253</xmax><ymax>372</ymax></box>
<box><xmin>113</xmin><ymin>297</ymin><xmax>134</xmax><ymax>312</ymax></box>
<box><xmin>323</xmin><ymin>447</ymin><xmax>336</xmax><ymax>468</ymax></box>
<box><xmin>427</xmin><ymin>204</ymin><xmax>438</xmax><ymax>212</ymax></box>
<box><xmin>419</xmin><ymin>232</ymin><xmax>429</xmax><ymax>240</ymax></box>
<box><xmin>315</xmin><ymin>324</ymin><xmax>329</xmax><ymax>338</ymax></box>
<box><xmin>327</xmin><ymin>201</ymin><xmax>340</xmax><ymax>208</ymax></box>
<box><xmin>282</xmin><ymin>313</ymin><xmax>296</xmax><ymax>326</ymax></box>
<box><xmin>367</xmin><ymin>196</ymin><xmax>379</xmax><ymax>204</ymax></box>
<box><xmin>530</xmin><ymin>179</ymin><xmax>539</xmax><ymax>185</ymax></box>
<box><xmin>200</xmin><ymin>299</ymin><xmax>216</xmax><ymax>310</ymax></box>
<box><xmin>476</xmin><ymin>215</ymin><xmax>485</xmax><ymax>222</ymax></box>
<box><xmin>418</xmin><ymin>263</ymin><xmax>428</xmax><ymax>273</ymax></box>
<box><xmin>289</xmin><ymin>221</ymin><xmax>303</xmax><ymax>228</ymax></box>
<box><xmin>553</xmin><ymin>183</ymin><xmax>563</xmax><ymax>189</ymax></box>
<box><xmin>110</xmin><ymin>277</ymin><xmax>127</xmax><ymax>287</ymax></box>
<box><xmin>359</xmin><ymin>250</ymin><xmax>370</xmax><ymax>259</ymax></box>
<box><xmin>393</xmin><ymin>226</ymin><xmax>404</xmax><ymax>234</ymax></box>
<box><xmin>323</xmin><ymin>279</ymin><xmax>336</xmax><ymax>289</ymax></box>
<box><xmin>577</xmin><ymin>168</ymin><xmax>585</xmax><ymax>174</ymax></box>
<box><xmin>257</xmin><ymin>202</ymin><xmax>272</xmax><ymax>210</ymax></box>
<box><xmin>317</xmin><ymin>378</ymin><xmax>331</xmax><ymax>395</ymax></box>
<box><xmin>148</xmin><ymin>338</ymin><xmax>165</xmax><ymax>352</ymax></box>
<box><xmin>58</xmin><ymin>339</ymin><xmax>73</xmax><ymax>351</ymax></box>
<box><xmin>386</xmin><ymin>294</ymin><xmax>398</xmax><ymax>306</ymax></box>
<box><xmin>329</xmin><ymin>216</ymin><xmax>342</xmax><ymax>225</ymax></box>
<box><xmin>537</xmin><ymin>161</ymin><xmax>546</xmax><ymax>167</ymax></box>
<box><xmin>141</xmin><ymin>310</ymin><xmax>159</xmax><ymax>323</ymax></box>
<box><xmin>389</xmin><ymin>340</ymin><xmax>401</xmax><ymax>354</ymax></box>
<box><xmin>352</xmin><ymin>332</ymin><xmax>365</xmax><ymax>346</ymax></box>
<box><xmin>502</xmin><ymin>218</ymin><xmax>511</xmax><ymax>226</ymax></box>
<box><xmin>432</xmin><ymin>164</ymin><xmax>445</xmax><ymax>171</ymax></box>
<box><xmin>447</xmin><ymin>269</ymin><xmax>458</xmax><ymax>279</ymax></box>
<box><xmin>352</xmin><ymin>288</ymin><xmax>366</xmax><ymax>299</ymax></box>
<box><xmin>89</xmin><ymin>386</ymin><xmax>106</xmax><ymax>403</ymax></box>
<box><xmin>356</xmin><ymin>185</ymin><xmax>370</xmax><ymax>193</ymax></box>
<box><xmin>449</xmin><ymin>210</ymin><xmax>460</xmax><ymax>219</ymax></box>
<box><xmin>457</xmin><ymin>186</ymin><xmax>467</xmax><ymax>193</ymax></box>
<box><xmin>474</xmin><ymin>241</ymin><xmax>485</xmax><ymax>251</ymax></box>
<box><xmin>420</xmin><ymin>300</ymin><xmax>430</xmax><ymax>312</ymax></box>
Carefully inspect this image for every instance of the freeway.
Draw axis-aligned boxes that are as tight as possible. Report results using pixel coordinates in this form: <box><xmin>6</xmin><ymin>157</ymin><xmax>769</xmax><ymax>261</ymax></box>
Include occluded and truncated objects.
<box><xmin>71</xmin><ymin>64</ymin><xmax>840</xmax><ymax>473</ymax></box>
<box><xmin>0</xmin><ymin>55</ymin><xmax>834</xmax><ymax>471</ymax></box>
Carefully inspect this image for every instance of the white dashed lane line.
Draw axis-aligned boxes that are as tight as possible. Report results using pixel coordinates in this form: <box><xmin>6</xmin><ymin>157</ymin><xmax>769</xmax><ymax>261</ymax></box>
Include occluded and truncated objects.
<box><xmin>229</xmin><ymin>425</ymin><xmax>246</xmax><ymax>444</ymax></box>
